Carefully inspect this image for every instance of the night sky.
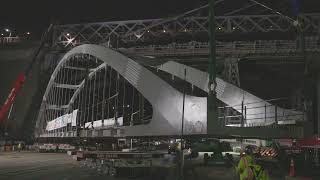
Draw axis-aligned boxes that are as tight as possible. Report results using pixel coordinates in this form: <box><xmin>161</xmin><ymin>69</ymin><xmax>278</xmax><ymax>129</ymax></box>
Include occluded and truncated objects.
<box><xmin>0</xmin><ymin>0</ymin><xmax>198</xmax><ymax>35</ymax></box>
<box><xmin>0</xmin><ymin>0</ymin><xmax>319</xmax><ymax>36</ymax></box>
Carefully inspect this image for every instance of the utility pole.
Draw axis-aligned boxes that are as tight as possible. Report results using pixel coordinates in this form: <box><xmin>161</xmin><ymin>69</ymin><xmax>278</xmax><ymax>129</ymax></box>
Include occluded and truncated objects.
<box><xmin>207</xmin><ymin>0</ymin><xmax>219</xmax><ymax>133</ymax></box>
<box><xmin>293</xmin><ymin>7</ymin><xmax>314</xmax><ymax>136</ymax></box>
<box><xmin>179</xmin><ymin>68</ymin><xmax>186</xmax><ymax>180</ymax></box>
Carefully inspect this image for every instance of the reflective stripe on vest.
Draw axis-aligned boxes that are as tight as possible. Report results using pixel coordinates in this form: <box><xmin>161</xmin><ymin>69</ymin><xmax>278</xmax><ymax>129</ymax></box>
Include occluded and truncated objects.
<box><xmin>242</xmin><ymin>156</ymin><xmax>254</xmax><ymax>180</ymax></box>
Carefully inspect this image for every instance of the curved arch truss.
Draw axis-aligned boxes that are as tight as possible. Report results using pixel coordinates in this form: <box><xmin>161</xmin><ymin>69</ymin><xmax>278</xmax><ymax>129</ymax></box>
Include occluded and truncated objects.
<box><xmin>35</xmin><ymin>44</ymin><xmax>304</xmax><ymax>138</ymax></box>
<box><xmin>36</xmin><ymin>44</ymin><xmax>207</xmax><ymax>138</ymax></box>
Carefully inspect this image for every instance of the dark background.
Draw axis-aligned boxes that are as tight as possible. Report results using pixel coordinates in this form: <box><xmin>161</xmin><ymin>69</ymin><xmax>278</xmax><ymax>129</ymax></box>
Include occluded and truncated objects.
<box><xmin>0</xmin><ymin>0</ymin><xmax>319</xmax><ymax>139</ymax></box>
<box><xmin>0</xmin><ymin>0</ymin><xmax>319</xmax><ymax>36</ymax></box>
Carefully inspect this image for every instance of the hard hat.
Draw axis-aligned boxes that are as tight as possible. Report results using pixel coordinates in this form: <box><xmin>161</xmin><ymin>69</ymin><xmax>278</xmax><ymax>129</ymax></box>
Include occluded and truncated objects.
<box><xmin>244</xmin><ymin>146</ymin><xmax>253</xmax><ymax>155</ymax></box>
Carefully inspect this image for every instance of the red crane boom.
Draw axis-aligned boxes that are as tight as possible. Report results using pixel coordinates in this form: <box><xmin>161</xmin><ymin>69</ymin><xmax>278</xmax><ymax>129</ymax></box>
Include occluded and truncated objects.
<box><xmin>0</xmin><ymin>24</ymin><xmax>53</xmax><ymax>123</ymax></box>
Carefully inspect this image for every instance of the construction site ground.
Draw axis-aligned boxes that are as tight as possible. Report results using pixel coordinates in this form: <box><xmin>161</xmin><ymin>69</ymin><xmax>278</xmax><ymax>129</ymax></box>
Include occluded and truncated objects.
<box><xmin>0</xmin><ymin>151</ymin><xmax>310</xmax><ymax>180</ymax></box>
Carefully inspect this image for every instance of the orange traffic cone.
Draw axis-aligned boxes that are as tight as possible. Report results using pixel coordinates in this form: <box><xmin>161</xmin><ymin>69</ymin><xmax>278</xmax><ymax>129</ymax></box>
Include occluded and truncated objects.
<box><xmin>289</xmin><ymin>158</ymin><xmax>295</xmax><ymax>177</ymax></box>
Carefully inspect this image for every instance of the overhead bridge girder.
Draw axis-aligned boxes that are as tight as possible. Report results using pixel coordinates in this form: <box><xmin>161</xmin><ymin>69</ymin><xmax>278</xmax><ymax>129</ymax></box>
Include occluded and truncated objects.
<box><xmin>53</xmin><ymin>13</ymin><xmax>320</xmax><ymax>49</ymax></box>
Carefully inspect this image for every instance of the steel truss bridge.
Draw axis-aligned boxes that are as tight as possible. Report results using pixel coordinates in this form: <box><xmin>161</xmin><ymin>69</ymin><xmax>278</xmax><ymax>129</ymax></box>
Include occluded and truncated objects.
<box><xmin>53</xmin><ymin>13</ymin><xmax>320</xmax><ymax>49</ymax></box>
<box><xmin>35</xmin><ymin>6</ymin><xmax>320</xmax><ymax>139</ymax></box>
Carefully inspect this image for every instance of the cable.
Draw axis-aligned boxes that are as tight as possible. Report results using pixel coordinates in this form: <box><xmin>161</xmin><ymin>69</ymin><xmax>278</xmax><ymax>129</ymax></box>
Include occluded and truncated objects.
<box><xmin>248</xmin><ymin>0</ymin><xmax>295</xmax><ymax>22</ymax></box>
<box><xmin>224</xmin><ymin>1</ymin><xmax>257</xmax><ymax>16</ymax></box>
<box><xmin>126</xmin><ymin>0</ymin><xmax>226</xmax><ymax>38</ymax></box>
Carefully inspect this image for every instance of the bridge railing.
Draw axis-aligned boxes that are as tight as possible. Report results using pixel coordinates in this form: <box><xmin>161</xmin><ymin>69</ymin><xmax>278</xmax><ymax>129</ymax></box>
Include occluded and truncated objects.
<box><xmin>123</xmin><ymin>37</ymin><xmax>320</xmax><ymax>57</ymax></box>
<box><xmin>218</xmin><ymin>97</ymin><xmax>305</xmax><ymax>127</ymax></box>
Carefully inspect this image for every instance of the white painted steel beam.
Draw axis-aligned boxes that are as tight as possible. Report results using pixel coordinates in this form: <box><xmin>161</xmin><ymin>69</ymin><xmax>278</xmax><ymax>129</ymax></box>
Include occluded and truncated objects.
<box><xmin>37</xmin><ymin>44</ymin><xmax>207</xmax><ymax>136</ymax></box>
<box><xmin>37</xmin><ymin>44</ymin><xmax>305</xmax><ymax>138</ymax></box>
<box><xmin>64</xmin><ymin>65</ymin><xmax>95</xmax><ymax>71</ymax></box>
<box><xmin>47</xmin><ymin>105</ymin><xmax>69</xmax><ymax>110</ymax></box>
<box><xmin>54</xmin><ymin>83</ymin><xmax>80</xmax><ymax>90</ymax></box>
<box><xmin>158</xmin><ymin>61</ymin><xmax>304</xmax><ymax>126</ymax></box>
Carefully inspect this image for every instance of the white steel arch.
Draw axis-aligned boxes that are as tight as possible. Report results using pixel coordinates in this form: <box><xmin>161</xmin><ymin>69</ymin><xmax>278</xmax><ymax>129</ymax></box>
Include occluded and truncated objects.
<box><xmin>36</xmin><ymin>44</ymin><xmax>304</xmax><ymax>138</ymax></box>
<box><xmin>37</xmin><ymin>44</ymin><xmax>207</xmax><ymax>137</ymax></box>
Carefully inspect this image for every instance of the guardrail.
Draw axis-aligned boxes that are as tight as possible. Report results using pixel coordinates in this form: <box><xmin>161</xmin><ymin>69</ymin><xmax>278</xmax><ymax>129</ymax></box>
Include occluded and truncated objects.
<box><xmin>218</xmin><ymin>97</ymin><xmax>305</xmax><ymax>127</ymax></box>
<box><xmin>123</xmin><ymin>37</ymin><xmax>320</xmax><ymax>57</ymax></box>
<box><xmin>0</xmin><ymin>37</ymin><xmax>20</xmax><ymax>44</ymax></box>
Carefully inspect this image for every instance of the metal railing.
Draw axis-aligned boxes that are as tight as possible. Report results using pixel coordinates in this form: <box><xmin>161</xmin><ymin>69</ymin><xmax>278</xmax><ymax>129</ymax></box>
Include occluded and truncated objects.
<box><xmin>0</xmin><ymin>37</ymin><xmax>20</xmax><ymax>44</ymax></box>
<box><xmin>218</xmin><ymin>97</ymin><xmax>305</xmax><ymax>127</ymax></box>
<box><xmin>124</xmin><ymin>37</ymin><xmax>320</xmax><ymax>57</ymax></box>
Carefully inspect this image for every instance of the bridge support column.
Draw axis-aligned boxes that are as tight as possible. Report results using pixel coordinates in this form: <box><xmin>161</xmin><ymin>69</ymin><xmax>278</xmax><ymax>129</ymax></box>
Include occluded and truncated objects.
<box><xmin>223</xmin><ymin>57</ymin><xmax>240</xmax><ymax>86</ymax></box>
<box><xmin>223</xmin><ymin>57</ymin><xmax>241</xmax><ymax>126</ymax></box>
<box><xmin>207</xmin><ymin>0</ymin><xmax>219</xmax><ymax>134</ymax></box>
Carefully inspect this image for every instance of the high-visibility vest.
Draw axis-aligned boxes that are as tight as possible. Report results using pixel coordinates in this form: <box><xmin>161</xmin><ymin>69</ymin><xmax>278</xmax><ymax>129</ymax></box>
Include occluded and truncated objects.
<box><xmin>237</xmin><ymin>155</ymin><xmax>254</xmax><ymax>180</ymax></box>
<box><xmin>244</xmin><ymin>158</ymin><xmax>254</xmax><ymax>180</ymax></box>
<box><xmin>249</xmin><ymin>164</ymin><xmax>269</xmax><ymax>180</ymax></box>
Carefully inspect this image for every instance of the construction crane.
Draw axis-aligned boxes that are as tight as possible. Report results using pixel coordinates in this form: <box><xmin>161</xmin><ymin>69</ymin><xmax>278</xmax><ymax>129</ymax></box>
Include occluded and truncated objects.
<box><xmin>0</xmin><ymin>24</ymin><xmax>54</xmax><ymax>123</ymax></box>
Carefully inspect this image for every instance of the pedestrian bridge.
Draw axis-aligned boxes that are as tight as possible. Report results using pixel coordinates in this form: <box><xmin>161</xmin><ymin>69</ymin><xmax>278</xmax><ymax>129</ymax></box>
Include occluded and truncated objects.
<box><xmin>35</xmin><ymin>44</ymin><xmax>305</xmax><ymax>139</ymax></box>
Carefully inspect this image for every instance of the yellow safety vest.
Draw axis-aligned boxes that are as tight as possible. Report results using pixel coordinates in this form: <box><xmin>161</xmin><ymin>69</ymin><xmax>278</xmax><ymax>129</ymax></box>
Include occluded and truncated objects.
<box><xmin>249</xmin><ymin>164</ymin><xmax>269</xmax><ymax>180</ymax></box>
<box><xmin>236</xmin><ymin>155</ymin><xmax>254</xmax><ymax>180</ymax></box>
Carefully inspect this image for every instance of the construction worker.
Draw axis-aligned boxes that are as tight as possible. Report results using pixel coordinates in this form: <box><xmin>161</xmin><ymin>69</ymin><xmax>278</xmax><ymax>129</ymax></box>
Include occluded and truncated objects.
<box><xmin>249</xmin><ymin>164</ymin><xmax>269</xmax><ymax>180</ymax></box>
<box><xmin>236</xmin><ymin>146</ymin><xmax>255</xmax><ymax>180</ymax></box>
<box><xmin>17</xmin><ymin>143</ymin><xmax>22</xmax><ymax>152</ymax></box>
<box><xmin>236</xmin><ymin>146</ymin><xmax>270</xmax><ymax>180</ymax></box>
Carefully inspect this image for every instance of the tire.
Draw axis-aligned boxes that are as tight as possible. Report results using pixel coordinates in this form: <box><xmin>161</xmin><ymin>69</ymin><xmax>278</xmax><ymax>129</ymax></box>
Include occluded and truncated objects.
<box><xmin>204</xmin><ymin>153</ymin><xmax>209</xmax><ymax>166</ymax></box>
<box><xmin>109</xmin><ymin>167</ymin><xmax>117</xmax><ymax>176</ymax></box>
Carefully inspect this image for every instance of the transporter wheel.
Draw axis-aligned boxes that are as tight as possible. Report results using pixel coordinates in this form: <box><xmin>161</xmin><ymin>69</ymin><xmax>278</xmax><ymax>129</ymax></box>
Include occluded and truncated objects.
<box><xmin>203</xmin><ymin>153</ymin><xmax>209</xmax><ymax>166</ymax></box>
<box><xmin>109</xmin><ymin>167</ymin><xmax>117</xmax><ymax>176</ymax></box>
<box><xmin>102</xmin><ymin>164</ymin><xmax>109</xmax><ymax>174</ymax></box>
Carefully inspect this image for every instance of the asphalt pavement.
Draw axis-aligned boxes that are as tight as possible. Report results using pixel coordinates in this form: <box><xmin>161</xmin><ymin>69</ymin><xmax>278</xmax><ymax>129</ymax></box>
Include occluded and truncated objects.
<box><xmin>0</xmin><ymin>151</ymin><xmax>288</xmax><ymax>180</ymax></box>
<box><xmin>0</xmin><ymin>151</ymin><xmax>117</xmax><ymax>180</ymax></box>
